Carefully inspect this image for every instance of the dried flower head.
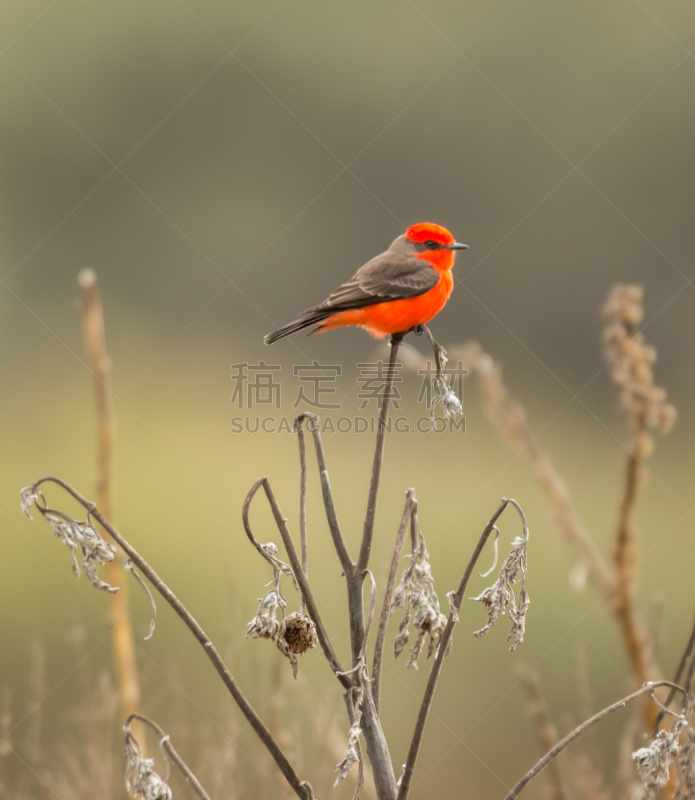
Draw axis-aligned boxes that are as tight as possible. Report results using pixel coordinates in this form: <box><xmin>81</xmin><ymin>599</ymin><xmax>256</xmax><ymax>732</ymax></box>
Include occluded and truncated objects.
<box><xmin>426</xmin><ymin>344</ymin><xmax>465</xmax><ymax>423</ymax></box>
<box><xmin>632</xmin><ymin>719</ymin><xmax>684</xmax><ymax>798</ymax></box>
<box><xmin>245</xmin><ymin>542</ymin><xmax>302</xmax><ymax>676</ymax></box>
<box><xmin>246</xmin><ymin>581</ymin><xmax>286</xmax><ymax>642</ymax></box>
<box><xmin>21</xmin><ymin>485</ymin><xmax>118</xmax><ymax>593</ymax></box>
<box><xmin>471</xmin><ymin>507</ymin><xmax>530</xmax><ymax>652</ymax></box>
<box><xmin>391</xmin><ymin>530</ymin><xmax>449</xmax><ymax>669</ymax></box>
<box><xmin>283</xmin><ymin>612</ymin><xmax>317</xmax><ymax>654</ymax></box>
<box><xmin>602</xmin><ymin>284</ymin><xmax>677</xmax><ymax>458</ymax></box>
<box><xmin>123</xmin><ymin>722</ymin><xmax>172</xmax><ymax>800</ymax></box>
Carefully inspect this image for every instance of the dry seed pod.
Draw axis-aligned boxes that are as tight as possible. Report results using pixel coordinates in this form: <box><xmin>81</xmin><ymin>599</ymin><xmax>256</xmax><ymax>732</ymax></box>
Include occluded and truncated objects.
<box><xmin>283</xmin><ymin>612</ymin><xmax>317</xmax><ymax>654</ymax></box>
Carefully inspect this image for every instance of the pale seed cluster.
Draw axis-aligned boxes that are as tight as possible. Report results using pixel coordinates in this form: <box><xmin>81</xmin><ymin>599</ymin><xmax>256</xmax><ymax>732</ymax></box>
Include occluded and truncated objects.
<box><xmin>602</xmin><ymin>284</ymin><xmax>677</xmax><ymax>460</ymax></box>
<box><xmin>471</xmin><ymin>532</ymin><xmax>530</xmax><ymax>652</ymax></box>
<box><xmin>123</xmin><ymin>725</ymin><xmax>172</xmax><ymax>800</ymax></box>
<box><xmin>632</xmin><ymin>719</ymin><xmax>684</xmax><ymax>799</ymax></box>
<box><xmin>391</xmin><ymin>531</ymin><xmax>449</xmax><ymax>669</ymax></box>
<box><xmin>21</xmin><ymin>485</ymin><xmax>117</xmax><ymax>593</ymax></box>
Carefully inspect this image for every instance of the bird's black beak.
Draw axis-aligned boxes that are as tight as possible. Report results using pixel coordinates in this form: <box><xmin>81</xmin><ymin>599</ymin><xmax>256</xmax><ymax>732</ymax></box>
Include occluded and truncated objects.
<box><xmin>445</xmin><ymin>242</ymin><xmax>469</xmax><ymax>251</ymax></box>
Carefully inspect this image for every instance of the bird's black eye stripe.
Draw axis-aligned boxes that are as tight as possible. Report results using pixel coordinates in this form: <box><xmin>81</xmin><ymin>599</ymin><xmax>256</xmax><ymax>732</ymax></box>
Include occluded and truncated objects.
<box><xmin>424</xmin><ymin>240</ymin><xmax>440</xmax><ymax>250</ymax></box>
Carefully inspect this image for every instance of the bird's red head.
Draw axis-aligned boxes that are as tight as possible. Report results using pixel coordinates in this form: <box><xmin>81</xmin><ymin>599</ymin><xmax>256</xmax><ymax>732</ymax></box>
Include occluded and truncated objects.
<box><xmin>405</xmin><ymin>222</ymin><xmax>468</xmax><ymax>271</ymax></box>
<box><xmin>405</xmin><ymin>222</ymin><xmax>455</xmax><ymax>247</ymax></box>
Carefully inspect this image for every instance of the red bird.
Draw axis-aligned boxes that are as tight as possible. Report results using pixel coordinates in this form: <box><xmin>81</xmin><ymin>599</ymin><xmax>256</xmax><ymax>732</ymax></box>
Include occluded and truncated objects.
<box><xmin>264</xmin><ymin>223</ymin><xmax>468</xmax><ymax>344</ymax></box>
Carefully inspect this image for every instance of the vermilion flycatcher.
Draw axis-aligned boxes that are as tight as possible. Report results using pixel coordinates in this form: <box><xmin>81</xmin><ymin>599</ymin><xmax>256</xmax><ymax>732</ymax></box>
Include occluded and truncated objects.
<box><xmin>264</xmin><ymin>222</ymin><xmax>468</xmax><ymax>344</ymax></box>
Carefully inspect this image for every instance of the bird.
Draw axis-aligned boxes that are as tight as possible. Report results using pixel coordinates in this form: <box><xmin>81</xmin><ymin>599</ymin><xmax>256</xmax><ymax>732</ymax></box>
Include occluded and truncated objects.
<box><xmin>264</xmin><ymin>222</ymin><xmax>468</xmax><ymax>344</ymax></box>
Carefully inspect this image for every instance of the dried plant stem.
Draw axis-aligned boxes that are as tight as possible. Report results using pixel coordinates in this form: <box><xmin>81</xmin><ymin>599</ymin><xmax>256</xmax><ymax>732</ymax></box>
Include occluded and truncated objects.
<box><xmin>517</xmin><ymin>667</ymin><xmax>567</xmax><ymax>800</ymax></box>
<box><xmin>356</xmin><ymin>334</ymin><xmax>403</xmax><ymax>573</ymax></box>
<box><xmin>125</xmin><ymin>713</ymin><xmax>211</xmax><ymax>800</ymax></box>
<box><xmin>503</xmin><ymin>681</ymin><xmax>686</xmax><ymax>800</ymax></box>
<box><xmin>296</xmin><ymin>417</ymin><xmax>309</xmax><ymax>616</ymax></box>
<box><xmin>420</xmin><ymin>325</ymin><xmax>446</xmax><ymax>379</ymax></box>
<box><xmin>31</xmin><ymin>477</ymin><xmax>312</xmax><ymax>800</ymax></box>
<box><xmin>397</xmin><ymin>497</ymin><xmax>520</xmax><ymax>800</ymax></box>
<box><xmin>295</xmin><ymin>413</ymin><xmax>353</xmax><ymax>574</ymax></box>
<box><xmin>372</xmin><ymin>489</ymin><xmax>417</xmax><ymax>716</ymax></box>
<box><xmin>612</xmin><ymin>442</ymin><xmax>655</xmax><ymax>696</ymax></box>
<box><xmin>344</xmin><ymin>335</ymin><xmax>404</xmax><ymax>800</ymax></box>
<box><xmin>243</xmin><ymin>476</ymin><xmax>349</xmax><ymax>687</ymax></box>
<box><xmin>78</xmin><ymin>269</ymin><xmax>142</xmax><ymax>736</ymax></box>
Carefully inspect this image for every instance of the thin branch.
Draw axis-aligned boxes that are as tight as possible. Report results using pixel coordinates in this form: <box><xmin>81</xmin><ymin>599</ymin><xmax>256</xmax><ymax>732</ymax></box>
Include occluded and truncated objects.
<box><xmin>613</xmin><ymin>447</ymin><xmax>655</xmax><ymax>691</ymax></box>
<box><xmin>78</xmin><ymin>268</ymin><xmax>142</xmax><ymax>726</ymax></box>
<box><xmin>517</xmin><ymin>667</ymin><xmax>567</xmax><ymax>800</ymax></box>
<box><xmin>125</xmin><ymin>713</ymin><xmax>211</xmax><ymax>800</ymax></box>
<box><xmin>342</xmin><ymin>335</ymin><xmax>403</xmax><ymax>799</ymax></box>
<box><xmin>296</xmin><ymin>416</ymin><xmax>309</xmax><ymax>616</ymax></box>
<box><xmin>373</xmin><ymin>489</ymin><xmax>417</xmax><ymax>716</ymax></box>
<box><xmin>503</xmin><ymin>681</ymin><xmax>687</xmax><ymax>800</ymax></box>
<box><xmin>28</xmin><ymin>477</ymin><xmax>312</xmax><ymax>800</ymax></box>
<box><xmin>243</xmin><ymin>476</ymin><xmax>350</xmax><ymax>689</ymax></box>
<box><xmin>295</xmin><ymin>413</ymin><xmax>353</xmax><ymax>574</ymax></box>
<box><xmin>356</xmin><ymin>334</ymin><xmax>403</xmax><ymax>574</ymax></box>
<box><xmin>655</xmin><ymin>603</ymin><xmax>695</xmax><ymax>732</ymax></box>
<box><xmin>397</xmin><ymin>498</ymin><xmax>520</xmax><ymax>800</ymax></box>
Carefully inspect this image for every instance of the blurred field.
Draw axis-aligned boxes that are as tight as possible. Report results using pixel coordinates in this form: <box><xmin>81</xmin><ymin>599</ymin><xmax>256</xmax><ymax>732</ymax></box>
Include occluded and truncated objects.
<box><xmin>2</xmin><ymin>1</ymin><xmax>695</xmax><ymax>798</ymax></box>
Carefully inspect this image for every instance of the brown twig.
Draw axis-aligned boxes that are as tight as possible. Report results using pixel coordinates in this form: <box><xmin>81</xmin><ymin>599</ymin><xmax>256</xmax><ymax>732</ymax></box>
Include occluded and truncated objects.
<box><xmin>28</xmin><ymin>477</ymin><xmax>313</xmax><ymax>800</ymax></box>
<box><xmin>602</xmin><ymin>285</ymin><xmax>676</xmax><ymax>728</ymax></box>
<box><xmin>503</xmin><ymin>681</ymin><xmax>687</xmax><ymax>800</ymax></box>
<box><xmin>397</xmin><ymin>497</ymin><xmax>522</xmax><ymax>800</ymax></box>
<box><xmin>612</xmin><ymin>446</ymin><xmax>654</xmax><ymax>693</ymax></box>
<box><xmin>78</xmin><ymin>269</ymin><xmax>142</xmax><ymax>729</ymax></box>
<box><xmin>372</xmin><ymin>489</ymin><xmax>417</xmax><ymax>716</ymax></box>
<box><xmin>124</xmin><ymin>713</ymin><xmax>211</xmax><ymax>800</ymax></box>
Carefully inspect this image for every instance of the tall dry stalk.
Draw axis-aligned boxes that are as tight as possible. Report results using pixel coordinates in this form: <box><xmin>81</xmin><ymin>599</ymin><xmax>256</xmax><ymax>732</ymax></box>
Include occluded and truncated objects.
<box><xmin>601</xmin><ymin>285</ymin><xmax>676</xmax><ymax>697</ymax></box>
<box><xmin>77</xmin><ymin>270</ymin><xmax>142</xmax><ymax>736</ymax></box>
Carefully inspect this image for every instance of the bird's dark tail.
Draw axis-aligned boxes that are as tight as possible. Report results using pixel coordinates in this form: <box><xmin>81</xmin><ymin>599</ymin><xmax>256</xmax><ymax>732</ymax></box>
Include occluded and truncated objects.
<box><xmin>264</xmin><ymin>310</ymin><xmax>332</xmax><ymax>345</ymax></box>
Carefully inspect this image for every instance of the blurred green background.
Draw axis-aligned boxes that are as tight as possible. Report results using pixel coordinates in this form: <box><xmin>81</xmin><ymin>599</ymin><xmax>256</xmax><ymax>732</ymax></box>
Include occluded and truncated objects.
<box><xmin>2</xmin><ymin>0</ymin><xmax>695</xmax><ymax>797</ymax></box>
